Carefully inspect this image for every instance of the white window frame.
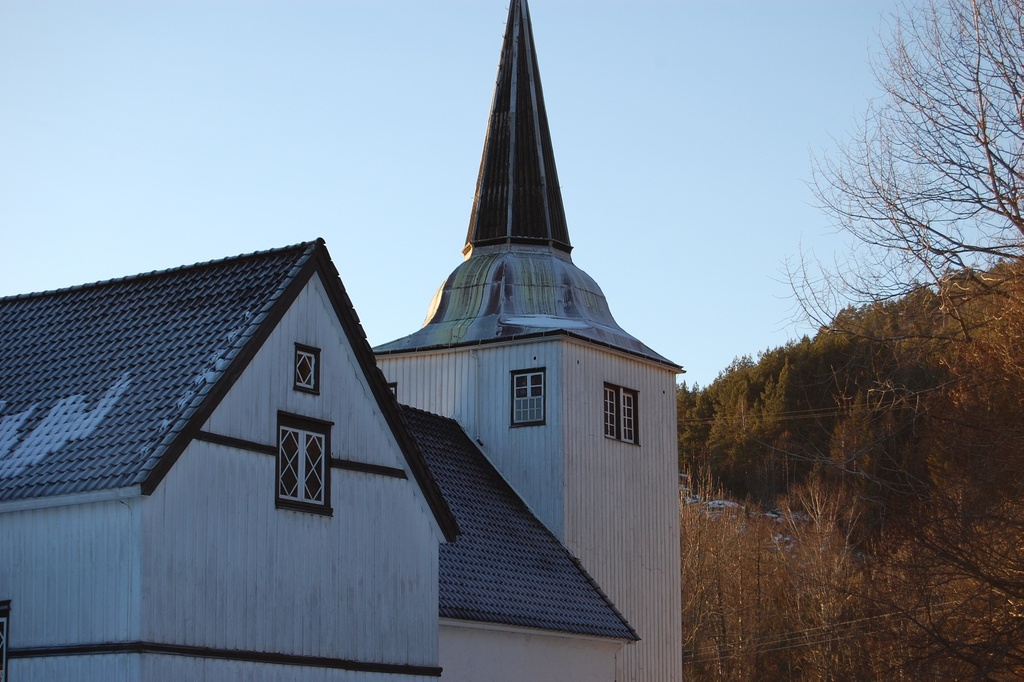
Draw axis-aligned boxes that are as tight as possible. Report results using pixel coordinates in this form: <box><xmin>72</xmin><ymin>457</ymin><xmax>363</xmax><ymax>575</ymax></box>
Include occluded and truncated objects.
<box><xmin>620</xmin><ymin>388</ymin><xmax>637</xmax><ymax>443</ymax></box>
<box><xmin>294</xmin><ymin>344</ymin><xmax>321</xmax><ymax>394</ymax></box>
<box><xmin>511</xmin><ymin>368</ymin><xmax>546</xmax><ymax>426</ymax></box>
<box><xmin>277</xmin><ymin>413</ymin><xmax>332</xmax><ymax>514</ymax></box>
<box><xmin>603</xmin><ymin>383</ymin><xmax>639</xmax><ymax>445</ymax></box>
<box><xmin>604</xmin><ymin>385</ymin><xmax>619</xmax><ymax>438</ymax></box>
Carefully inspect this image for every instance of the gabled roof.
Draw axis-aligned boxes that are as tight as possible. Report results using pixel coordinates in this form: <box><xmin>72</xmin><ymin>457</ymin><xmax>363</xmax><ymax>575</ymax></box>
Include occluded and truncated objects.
<box><xmin>466</xmin><ymin>0</ymin><xmax>570</xmax><ymax>254</ymax></box>
<box><xmin>402</xmin><ymin>405</ymin><xmax>638</xmax><ymax>641</ymax></box>
<box><xmin>0</xmin><ymin>240</ymin><xmax>458</xmax><ymax>540</ymax></box>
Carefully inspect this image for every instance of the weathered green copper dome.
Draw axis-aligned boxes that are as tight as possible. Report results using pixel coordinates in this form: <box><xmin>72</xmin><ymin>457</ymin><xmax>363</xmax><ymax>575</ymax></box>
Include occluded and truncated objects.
<box><xmin>376</xmin><ymin>243</ymin><xmax>672</xmax><ymax>365</ymax></box>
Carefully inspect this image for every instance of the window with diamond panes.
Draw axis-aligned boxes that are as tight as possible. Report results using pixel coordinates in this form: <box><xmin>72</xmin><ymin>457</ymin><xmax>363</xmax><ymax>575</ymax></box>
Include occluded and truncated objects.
<box><xmin>0</xmin><ymin>600</ymin><xmax>8</xmax><ymax>682</ymax></box>
<box><xmin>604</xmin><ymin>383</ymin><xmax>639</xmax><ymax>445</ymax></box>
<box><xmin>294</xmin><ymin>344</ymin><xmax>320</xmax><ymax>394</ymax></box>
<box><xmin>277</xmin><ymin>415</ymin><xmax>331</xmax><ymax>513</ymax></box>
<box><xmin>511</xmin><ymin>369</ymin><xmax>545</xmax><ymax>426</ymax></box>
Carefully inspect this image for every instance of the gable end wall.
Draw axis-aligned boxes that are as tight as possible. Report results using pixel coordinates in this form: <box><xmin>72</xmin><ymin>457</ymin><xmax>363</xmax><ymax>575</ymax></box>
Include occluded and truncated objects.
<box><xmin>139</xmin><ymin>275</ymin><xmax>442</xmax><ymax>668</ymax></box>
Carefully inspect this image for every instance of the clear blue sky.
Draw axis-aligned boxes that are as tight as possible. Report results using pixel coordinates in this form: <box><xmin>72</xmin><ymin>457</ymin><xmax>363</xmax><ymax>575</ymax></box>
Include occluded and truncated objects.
<box><xmin>0</xmin><ymin>1</ymin><xmax>900</xmax><ymax>387</ymax></box>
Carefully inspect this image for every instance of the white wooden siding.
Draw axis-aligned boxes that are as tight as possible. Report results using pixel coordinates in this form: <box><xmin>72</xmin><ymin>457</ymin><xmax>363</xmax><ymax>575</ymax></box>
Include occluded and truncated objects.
<box><xmin>439</xmin><ymin>620</ymin><xmax>622</xmax><ymax>682</ymax></box>
<box><xmin>12</xmin><ymin>653</ymin><xmax>440</xmax><ymax>682</ymax></box>
<box><xmin>140</xmin><ymin>440</ymin><xmax>440</xmax><ymax>665</ymax></box>
<box><xmin>378</xmin><ymin>341</ymin><xmax>566</xmax><ymax>538</ymax></box>
<box><xmin>378</xmin><ymin>338</ymin><xmax>683</xmax><ymax>681</ymax></box>
<box><xmin>0</xmin><ymin>498</ymin><xmax>139</xmax><ymax>648</ymax></box>
<box><xmin>562</xmin><ymin>341</ymin><xmax>682</xmax><ymax>682</ymax></box>
<box><xmin>204</xmin><ymin>276</ymin><xmax>419</xmax><ymax>477</ymax></box>
<box><xmin>137</xmin><ymin>654</ymin><xmax>439</xmax><ymax>681</ymax></box>
<box><xmin>12</xmin><ymin>653</ymin><xmax>137</xmax><ymax>682</ymax></box>
<box><xmin>141</xmin><ymin>273</ymin><xmax>442</xmax><ymax>666</ymax></box>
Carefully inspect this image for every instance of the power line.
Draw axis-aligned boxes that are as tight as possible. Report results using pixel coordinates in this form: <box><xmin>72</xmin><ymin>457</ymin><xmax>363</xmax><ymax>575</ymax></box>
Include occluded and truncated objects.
<box><xmin>681</xmin><ymin>600</ymin><xmax>960</xmax><ymax>666</ymax></box>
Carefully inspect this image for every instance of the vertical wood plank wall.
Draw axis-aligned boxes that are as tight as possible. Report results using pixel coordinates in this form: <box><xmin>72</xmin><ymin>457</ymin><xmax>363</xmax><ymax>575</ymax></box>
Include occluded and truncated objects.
<box><xmin>379</xmin><ymin>342</ymin><xmax>566</xmax><ymax>538</ymax></box>
<box><xmin>1</xmin><ymin>274</ymin><xmax>444</xmax><ymax>680</ymax></box>
<box><xmin>563</xmin><ymin>343</ymin><xmax>682</xmax><ymax>682</ymax></box>
<box><xmin>377</xmin><ymin>338</ymin><xmax>683</xmax><ymax>681</ymax></box>
<box><xmin>14</xmin><ymin>654</ymin><xmax>439</xmax><ymax>682</ymax></box>
<box><xmin>0</xmin><ymin>499</ymin><xmax>139</xmax><ymax>648</ymax></box>
<box><xmin>143</xmin><ymin>275</ymin><xmax>442</xmax><ymax>668</ymax></box>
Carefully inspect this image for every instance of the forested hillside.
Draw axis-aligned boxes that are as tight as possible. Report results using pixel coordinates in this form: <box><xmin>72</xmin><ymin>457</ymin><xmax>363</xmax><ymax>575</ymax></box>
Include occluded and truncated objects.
<box><xmin>678</xmin><ymin>267</ymin><xmax>1024</xmax><ymax>678</ymax></box>
<box><xmin>679</xmin><ymin>285</ymin><xmax>948</xmax><ymax>509</ymax></box>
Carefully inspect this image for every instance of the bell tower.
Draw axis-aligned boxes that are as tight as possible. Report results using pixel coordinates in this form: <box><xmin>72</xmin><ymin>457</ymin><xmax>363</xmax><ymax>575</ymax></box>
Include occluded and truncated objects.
<box><xmin>375</xmin><ymin>2</ymin><xmax>682</xmax><ymax>679</ymax></box>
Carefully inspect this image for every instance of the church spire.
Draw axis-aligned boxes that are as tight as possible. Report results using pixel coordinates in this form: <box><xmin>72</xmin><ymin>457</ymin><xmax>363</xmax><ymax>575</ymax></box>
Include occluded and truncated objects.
<box><xmin>464</xmin><ymin>0</ymin><xmax>571</xmax><ymax>255</ymax></box>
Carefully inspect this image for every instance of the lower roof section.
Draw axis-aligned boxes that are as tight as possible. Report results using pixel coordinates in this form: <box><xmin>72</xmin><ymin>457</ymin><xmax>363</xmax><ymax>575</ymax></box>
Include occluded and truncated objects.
<box><xmin>401</xmin><ymin>406</ymin><xmax>638</xmax><ymax>641</ymax></box>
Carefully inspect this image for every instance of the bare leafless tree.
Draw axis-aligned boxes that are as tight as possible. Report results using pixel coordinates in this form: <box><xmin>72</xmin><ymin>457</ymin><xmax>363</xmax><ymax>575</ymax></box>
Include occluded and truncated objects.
<box><xmin>798</xmin><ymin>0</ymin><xmax>1024</xmax><ymax>333</ymax></box>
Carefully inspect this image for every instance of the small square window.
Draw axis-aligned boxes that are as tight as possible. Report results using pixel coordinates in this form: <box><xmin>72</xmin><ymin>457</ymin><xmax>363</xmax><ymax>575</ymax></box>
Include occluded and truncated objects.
<box><xmin>511</xmin><ymin>368</ymin><xmax>545</xmax><ymax>426</ymax></box>
<box><xmin>294</xmin><ymin>344</ymin><xmax>321</xmax><ymax>394</ymax></box>
<box><xmin>277</xmin><ymin>413</ymin><xmax>332</xmax><ymax>514</ymax></box>
<box><xmin>604</xmin><ymin>383</ymin><xmax>639</xmax><ymax>445</ymax></box>
<box><xmin>0</xmin><ymin>600</ymin><xmax>9</xmax><ymax>682</ymax></box>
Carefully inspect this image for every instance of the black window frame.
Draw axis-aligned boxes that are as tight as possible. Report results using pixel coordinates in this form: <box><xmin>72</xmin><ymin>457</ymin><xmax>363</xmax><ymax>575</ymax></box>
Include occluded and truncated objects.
<box><xmin>510</xmin><ymin>368</ymin><xmax>546</xmax><ymax>427</ymax></box>
<box><xmin>294</xmin><ymin>344</ymin><xmax>321</xmax><ymax>395</ymax></box>
<box><xmin>276</xmin><ymin>412</ymin><xmax>333</xmax><ymax>516</ymax></box>
<box><xmin>603</xmin><ymin>383</ymin><xmax>640</xmax><ymax>445</ymax></box>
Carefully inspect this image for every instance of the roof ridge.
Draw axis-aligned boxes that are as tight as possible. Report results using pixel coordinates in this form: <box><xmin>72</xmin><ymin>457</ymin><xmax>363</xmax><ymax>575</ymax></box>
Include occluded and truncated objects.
<box><xmin>0</xmin><ymin>239</ymin><xmax>322</xmax><ymax>304</ymax></box>
<box><xmin>400</xmin><ymin>403</ymin><xmax>460</xmax><ymax>424</ymax></box>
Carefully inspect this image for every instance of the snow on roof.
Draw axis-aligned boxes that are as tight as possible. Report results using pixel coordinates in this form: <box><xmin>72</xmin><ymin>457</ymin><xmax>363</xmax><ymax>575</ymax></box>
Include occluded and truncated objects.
<box><xmin>0</xmin><ymin>242</ymin><xmax>317</xmax><ymax>502</ymax></box>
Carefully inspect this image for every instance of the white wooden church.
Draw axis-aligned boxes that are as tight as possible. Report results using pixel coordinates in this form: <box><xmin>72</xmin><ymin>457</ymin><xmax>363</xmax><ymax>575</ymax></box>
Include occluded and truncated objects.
<box><xmin>0</xmin><ymin>1</ymin><xmax>682</xmax><ymax>680</ymax></box>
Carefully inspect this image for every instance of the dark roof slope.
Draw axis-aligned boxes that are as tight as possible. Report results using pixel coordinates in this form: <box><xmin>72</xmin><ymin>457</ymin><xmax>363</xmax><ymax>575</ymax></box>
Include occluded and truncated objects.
<box><xmin>0</xmin><ymin>242</ymin><xmax>313</xmax><ymax>501</ymax></box>
<box><xmin>465</xmin><ymin>0</ymin><xmax>570</xmax><ymax>254</ymax></box>
<box><xmin>402</xmin><ymin>405</ymin><xmax>638</xmax><ymax>641</ymax></box>
<box><xmin>0</xmin><ymin>240</ymin><xmax>458</xmax><ymax>539</ymax></box>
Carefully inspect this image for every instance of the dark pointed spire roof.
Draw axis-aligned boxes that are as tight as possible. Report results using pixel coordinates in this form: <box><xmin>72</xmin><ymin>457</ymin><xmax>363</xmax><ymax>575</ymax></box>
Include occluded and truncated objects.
<box><xmin>376</xmin><ymin>0</ymin><xmax>679</xmax><ymax>369</ymax></box>
<box><xmin>465</xmin><ymin>0</ymin><xmax>571</xmax><ymax>255</ymax></box>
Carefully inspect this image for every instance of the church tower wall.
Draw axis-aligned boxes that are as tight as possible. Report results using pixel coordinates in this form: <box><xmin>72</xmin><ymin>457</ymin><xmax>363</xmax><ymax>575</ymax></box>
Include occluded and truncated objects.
<box><xmin>561</xmin><ymin>341</ymin><xmax>682</xmax><ymax>681</ymax></box>
<box><xmin>378</xmin><ymin>340</ymin><xmax>567</xmax><ymax>539</ymax></box>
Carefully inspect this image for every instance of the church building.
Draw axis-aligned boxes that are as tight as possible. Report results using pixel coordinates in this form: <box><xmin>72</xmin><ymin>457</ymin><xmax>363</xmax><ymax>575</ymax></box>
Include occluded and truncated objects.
<box><xmin>0</xmin><ymin>1</ymin><xmax>681</xmax><ymax>681</ymax></box>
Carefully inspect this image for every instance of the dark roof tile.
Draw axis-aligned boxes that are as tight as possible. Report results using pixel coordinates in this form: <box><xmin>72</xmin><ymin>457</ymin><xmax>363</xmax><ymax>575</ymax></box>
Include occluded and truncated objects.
<box><xmin>402</xmin><ymin>406</ymin><xmax>637</xmax><ymax>641</ymax></box>
<box><xmin>0</xmin><ymin>242</ymin><xmax>318</xmax><ymax>502</ymax></box>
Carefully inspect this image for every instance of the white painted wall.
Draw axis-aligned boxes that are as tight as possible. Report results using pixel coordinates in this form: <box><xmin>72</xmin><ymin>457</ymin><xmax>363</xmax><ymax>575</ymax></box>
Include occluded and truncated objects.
<box><xmin>141</xmin><ymin>273</ymin><xmax>443</xmax><ymax>667</ymax></box>
<box><xmin>378</xmin><ymin>340</ymin><xmax>566</xmax><ymax>538</ymax></box>
<box><xmin>0</xmin><ymin>498</ymin><xmax>139</xmax><ymax>648</ymax></box>
<box><xmin>12</xmin><ymin>653</ymin><xmax>138</xmax><ymax>682</ymax></box>
<box><xmin>1</xmin><ymin>273</ymin><xmax>447</xmax><ymax>681</ymax></box>
<box><xmin>205</xmin><ymin>275</ymin><xmax>431</xmax><ymax>480</ymax></box>
<box><xmin>562</xmin><ymin>341</ymin><xmax>682</xmax><ymax>682</ymax></box>
<box><xmin>140</xmin><ymin>439</ymin><xmax>440</xmax><ymax>665</ymax></box>
<box><xmin>12</xmin><ymin>652</ymin><xmax>441</xmax><ymax>682</ymax></box>
<box><xmin>137</xmin><ymin>654</ymin><xmax>439</xmax><ymax>682</ymax></box>
<box><xmin>378</xmin><ymin>338</ymin><xmax>683</xmax><ymax>681</ymax></box>
<box><xmin>439</xmin><ymin>620</ymin><xmax>622</xmax><ymax>682</ymax></box>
